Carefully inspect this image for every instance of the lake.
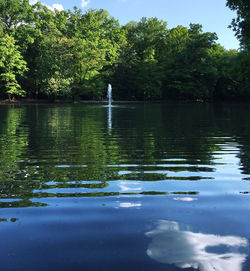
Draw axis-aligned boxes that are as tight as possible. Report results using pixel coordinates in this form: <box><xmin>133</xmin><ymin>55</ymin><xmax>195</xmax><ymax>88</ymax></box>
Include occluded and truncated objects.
<box><xmin>0</xmin><ymin>102</ymin><xmax>250</xmax><ymax>271</ymax></box>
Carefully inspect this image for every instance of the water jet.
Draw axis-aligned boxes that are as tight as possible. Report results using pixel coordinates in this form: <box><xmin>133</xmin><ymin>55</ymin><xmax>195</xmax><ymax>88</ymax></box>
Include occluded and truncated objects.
<box><xmin>107</xmin><ymin>84</ymin><xmax>112</xmax><ymax>107</ymax></box>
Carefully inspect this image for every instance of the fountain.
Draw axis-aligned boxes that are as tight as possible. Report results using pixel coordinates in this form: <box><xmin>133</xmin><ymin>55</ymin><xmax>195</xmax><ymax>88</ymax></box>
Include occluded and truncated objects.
<box><xmin>107</xmin><ymin>84</ymin><xmax>112</xmax><ymax>107</ymax></box>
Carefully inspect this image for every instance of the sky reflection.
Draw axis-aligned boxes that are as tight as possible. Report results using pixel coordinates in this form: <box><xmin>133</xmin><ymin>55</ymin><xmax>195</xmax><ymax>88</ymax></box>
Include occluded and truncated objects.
<box><xmin>146</xmin><ymin>220</ymin><xmax>248</xmax><ymax>271</ymax></box>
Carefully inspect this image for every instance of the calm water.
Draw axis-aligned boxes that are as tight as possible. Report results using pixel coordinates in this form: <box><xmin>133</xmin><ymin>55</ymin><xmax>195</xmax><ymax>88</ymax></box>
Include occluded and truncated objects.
<box><xmin>0</xmin><ymin>102</ymin><xmax>250</xmax><ymax>271</ymax></box>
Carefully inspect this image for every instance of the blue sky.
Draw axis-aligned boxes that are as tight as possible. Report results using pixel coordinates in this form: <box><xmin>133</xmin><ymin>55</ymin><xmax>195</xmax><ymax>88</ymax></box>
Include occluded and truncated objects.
<box><xmin>33</xmin><ymin>0</ymin><xmax>239</xmax><ymax>50</ymax></box>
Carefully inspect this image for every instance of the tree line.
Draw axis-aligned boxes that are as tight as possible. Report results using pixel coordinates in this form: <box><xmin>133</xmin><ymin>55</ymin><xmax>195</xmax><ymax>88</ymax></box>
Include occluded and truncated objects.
<box><xmin>0</xmin><ymin>0</ymin><xmax>249</xmax><ymax>101</ymax></box>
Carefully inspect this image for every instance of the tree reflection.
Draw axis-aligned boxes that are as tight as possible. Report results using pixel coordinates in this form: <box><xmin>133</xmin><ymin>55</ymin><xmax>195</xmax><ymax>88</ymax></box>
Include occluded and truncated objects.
<box><xmin>0</xmin><ymin>103</ymin><xmax>250</xmax><ymax>208</ymax></box>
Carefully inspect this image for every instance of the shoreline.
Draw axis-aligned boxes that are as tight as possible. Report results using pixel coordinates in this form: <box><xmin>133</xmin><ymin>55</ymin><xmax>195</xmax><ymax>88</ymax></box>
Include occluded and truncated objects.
<box><xmin>0</xmin><ymin>98</ymin><xmax>249</xmax><ymax>105</ymax></box>
<box><xmin>0</xmin><ymin>99</ymin><xmax>164</xmax><ymax>105</ymax></box>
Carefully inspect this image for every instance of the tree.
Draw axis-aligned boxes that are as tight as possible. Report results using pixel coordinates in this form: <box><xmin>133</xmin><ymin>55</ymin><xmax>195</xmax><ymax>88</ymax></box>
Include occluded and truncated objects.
<box><xmin>0</xmin><ymin>0</ymin><xmax>32</xmax><ymax>30</ymax></box>
<box><xmin>162</xmin><ymin>24</ymin><xmax>218</xmax><ymax>100</ymax></box>
<box><xmin>227</xmin><ymin>1</ymin><xmax>250</xmax><ymax>98</ymax></box>
<box><xmin>210</xmin><ymin>44</ymin><xmax>239</xmax><ymax>99</ymax></box>
<box><xmin>35</xmin><ymin>26</ymin><xmax>74</xmax><ymax>99</ymax></box>
<box><xmin>113</xmin><ymin>17</ymin><xmax>167</xmax><ymax>100</ymax></box>
<box><xmin>69</xmin><ymin>9</ymin><xmax>125</xmax><ymax>100</ymax></box>
<box><xmin>124</xmin><ymin>17</ymin><xmax>167</xmax><ymax>62</ymax></box>
<box><xmin>0</xmin><ymin>34</ymin><xmax>28</xmax><ymax>100</ymax></box>
<box><xmin>0</xmin><ymin>0</ymin><xmax>38</xmax><ymax>51</ymax></box>
<box><xmin>227</xmin><ymin>0</ymin><xmax>250</xmax><ymax>49</ymax></box>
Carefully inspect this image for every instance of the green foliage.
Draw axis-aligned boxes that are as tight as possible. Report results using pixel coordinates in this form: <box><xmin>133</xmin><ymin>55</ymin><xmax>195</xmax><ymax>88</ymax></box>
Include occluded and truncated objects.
<box><xmin>124</xmin><ymin>17</ymin><xmax>167</xmax><ymax>62</ymax></box>
<box><xmin>227</xmin><ymin>0</ymin><xmax>250</xmax><ymax>49</ymax></box>
<box><xmin>210</xmin><ymin>45</ymin><xmax>238</xmax><ymax>99</ymax></box>
<box><xmin>0</xmin><ymin>0</ymin><xmax>36</xmax><ymax>50</ymax></box>
<box><xmin>36</xmin><ymin>27</ymin><xmax>73</xmax><ymax>99</ymax></box>
<box><xmin>69</xmin><ymin>9</ymin><xmax>125</xmax><ymax>99</ymax></box>
<box><xmin>0</xmin><ymin>0</ymin><xmax>31</xmax><ymax>30</ymax></box>
<box><xmin>226</xmin><ymin>0</ymin><xmax>250</xmax><ymax>98</ymax></box>
<box><xmin>112</xmin><ymin>17</ymin><xmax>167</xmax><ymax>100</ymax></box>
<box><xmin>0</xmin><ymin>34</ymin><xmax>28</xmax><ymax>99</ymax></box>
<box><xmin>162</xmin><ymin>24</ymin><xmax>218</xmax><ymax>100</ymax></box>
<box><xmin>0</xmin><ymin>1</ymin><xmax>248</xmax><ymax>101</ymax></box>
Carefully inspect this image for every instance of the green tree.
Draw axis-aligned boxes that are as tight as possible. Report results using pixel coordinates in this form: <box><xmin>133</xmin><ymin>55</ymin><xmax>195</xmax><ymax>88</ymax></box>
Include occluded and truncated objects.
<box><xmin>113</xmin><ymin>17</ymin><xmax>167</xmax><ymax>100</ymax></box>
<box><xmin>22</xmin><ymin>3</ymin><xmax>57</xmax><ymax>97</ymax></box>
<box><xmin>163</xmin><ymin>24</ymin><xmax>218</xmax><ymax>100</ymax></box>
<box><xmin>0</xmin><ymin>0</ymin><xmax>36</xmax><ymax>50</ymax></box>
<box><xmin>0</xmin><ymin>34</ymin><xmax>28</xmax><ymax>100</ymax></box>
<box><xmin>0</xmin><ymin>0</ymin><xmax>32</xmax><ymax>31</ymax></box>
<box><xmin>36</xmin><ymin>26</ymin><xmax>74</xmax><ymax>99</ymax></box>
<box><xmin>227</xmin><ymin>0</ymin><xmax>250</xmax><ymax>49</ymax></box>
<box><xmin>210</xmin><ymin>44</ymin><xmax>240</xmax><ymax>99</ymax></box>
<box><xmin>226</xmin><ymin>0</ymin><xmax>250</xmax><ymax>99</ymax></box>
<box><xmin>124</xmin><ymin>17</ymin><xmax>167</xmax><ymax>62</ymax></box>
<box><xmin>232</xmin><ymin>51</ymin><xmax>250</xmax><ymax>97</ymax></box>
<box><xmin>69</xmin><ymin>9</ymin><xmax>125</xmax><ymax>100</ymax></box>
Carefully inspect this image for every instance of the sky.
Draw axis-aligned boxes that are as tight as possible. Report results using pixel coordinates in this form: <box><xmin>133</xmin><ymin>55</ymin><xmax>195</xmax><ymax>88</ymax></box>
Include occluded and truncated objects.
<box><xmin>32</xmin><ymin>0</ymin><xmax>239</xmax><ymax>50</ymax></box>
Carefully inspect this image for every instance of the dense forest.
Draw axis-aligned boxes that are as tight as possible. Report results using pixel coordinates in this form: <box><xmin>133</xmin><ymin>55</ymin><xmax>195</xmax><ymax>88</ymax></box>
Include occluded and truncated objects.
<box><xmin>0</xmin><ymin>0</ymin><xmax>249</xmax><ymax>101</ymax></box>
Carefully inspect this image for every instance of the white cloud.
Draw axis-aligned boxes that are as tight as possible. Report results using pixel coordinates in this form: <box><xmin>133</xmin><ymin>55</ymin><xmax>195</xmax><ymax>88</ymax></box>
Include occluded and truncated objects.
<box><xmin>29</xmin><ymin>0</ymin><xmax>38</xmax><ymax>5</ymax></box>
<box><xmin>52</xmin><ymin>3</ymin><xmax>64</xmax><ymax>11</ymax></box>
<box><xmin>45</xmin><ymin>3</ymin><xmax>64</xmax><ymax>12</ymax></box>
<box><xmin>81</xmin><ymin>0</ymin><xmax>90</xmax><ymax>8</ymax></box>
<box><xmin>29</xmin><ymin>1</ymin><xmax>64</xmax><ymax>11</ymax></box>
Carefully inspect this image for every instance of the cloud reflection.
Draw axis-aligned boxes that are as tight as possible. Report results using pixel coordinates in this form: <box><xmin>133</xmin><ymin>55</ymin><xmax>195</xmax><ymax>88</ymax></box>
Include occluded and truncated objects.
<box><xmin>146</xmin><ymin>220</ymin><xmax>248</xmax><ymax>271</ymax></box>
<box><xmin>114</xmin><ymin>200</ymin><xmax>142</xmax><ymax>209</ymax></box>
<box><xmin>119</xmin><ymin>181</ymin><xmax>142</xmax><ymax>192</ymax></box>
<box><xmin>173</xmin><ymin>197</ymin><xmax>198</xmax><ymax>202</ymax></box>
<box><xmin>119</xmin><ymin>202</ymin><xmax>141</xmax><ymax>208</ymax></box>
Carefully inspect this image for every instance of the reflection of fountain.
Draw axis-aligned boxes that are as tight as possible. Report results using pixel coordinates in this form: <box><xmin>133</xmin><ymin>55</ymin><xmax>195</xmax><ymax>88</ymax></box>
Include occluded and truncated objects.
<box><xmin>107</xmin><ymin>84</ymin><xmax>112</xmax><ymax>133</ymax></box>
<box><xmin>107</xmin><ymin>84</ymin><xmax>112</xmax><ymax>107</ymax></box>
<box><xmin>108</xmin><ymin>105</ymin><xmax>112</xmax><ymax>132</ymax></box>
<box><xmin>146</xmin><ymin>220</ymin><xmax>248</xmax><ymax>271</ymax></box>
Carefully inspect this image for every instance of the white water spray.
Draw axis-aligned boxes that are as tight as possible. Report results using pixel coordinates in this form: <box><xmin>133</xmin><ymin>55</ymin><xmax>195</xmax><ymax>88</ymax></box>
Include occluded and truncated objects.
<box><xmin>107</xmin><ymin>84</ymin><xmax>112</xmax><ymax>107</ymax></box>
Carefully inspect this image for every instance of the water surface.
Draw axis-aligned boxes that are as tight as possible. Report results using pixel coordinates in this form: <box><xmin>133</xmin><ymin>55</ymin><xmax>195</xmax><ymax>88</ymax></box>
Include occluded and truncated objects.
<box><xmin>0</xmin><ymin>102</ymin><xmax>250</xmax><ymax>271</ymax></box>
